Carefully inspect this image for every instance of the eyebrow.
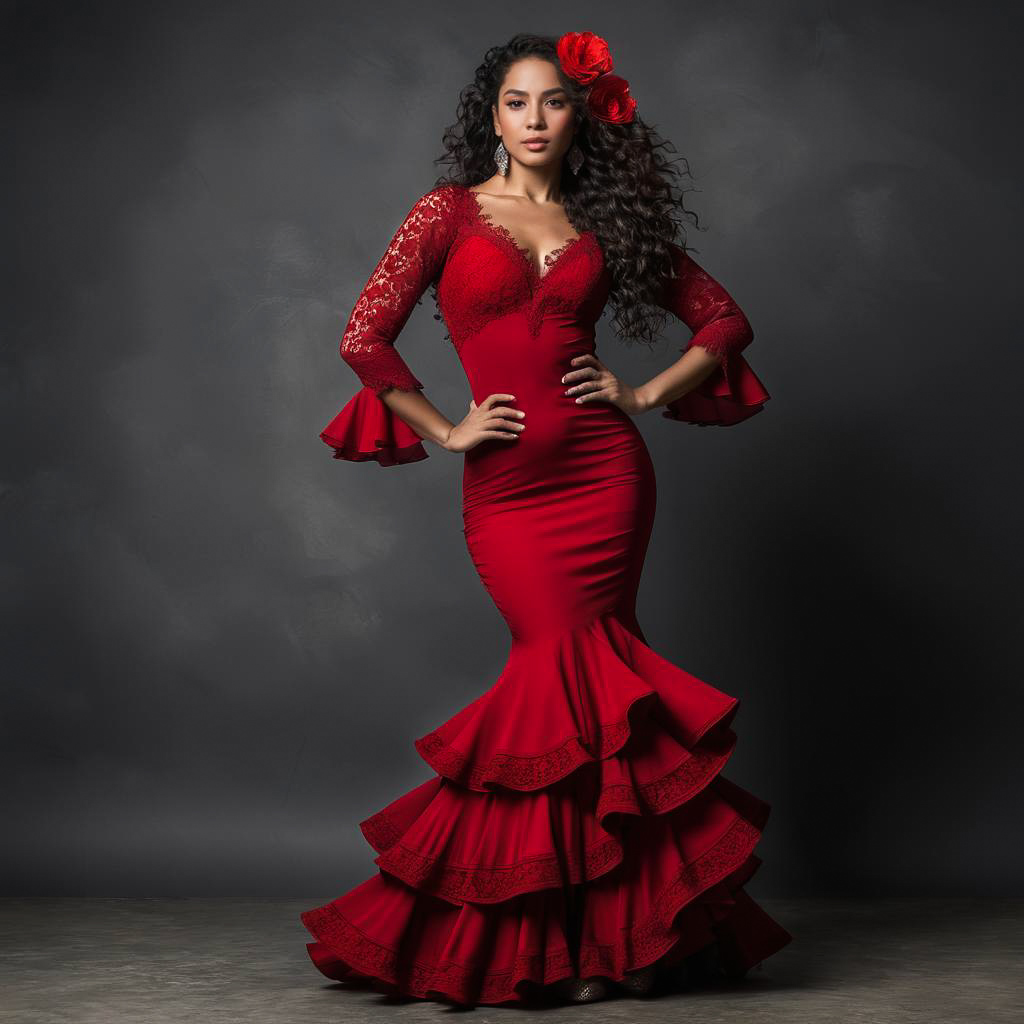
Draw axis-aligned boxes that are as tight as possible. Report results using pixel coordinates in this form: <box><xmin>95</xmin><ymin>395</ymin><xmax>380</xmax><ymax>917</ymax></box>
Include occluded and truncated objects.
<box><xmin>501</xmin><ymin>86</ymin><xmax>567</xmax><ymax>97</ymax></box>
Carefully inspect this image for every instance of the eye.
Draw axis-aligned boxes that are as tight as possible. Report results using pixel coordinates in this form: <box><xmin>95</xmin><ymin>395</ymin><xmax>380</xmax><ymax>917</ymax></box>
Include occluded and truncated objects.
<box><xmin>505</xmin><ymin>98</ymin><xmax>567</xmax><ymax>109</ymax></box>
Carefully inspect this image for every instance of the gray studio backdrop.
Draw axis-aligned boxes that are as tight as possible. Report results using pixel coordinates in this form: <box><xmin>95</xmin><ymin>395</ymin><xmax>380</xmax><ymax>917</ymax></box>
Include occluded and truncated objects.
<box><xmin>5</xmin><ymin>0</ymin><xmax>1021</xmax><ymax>895</ymax></box>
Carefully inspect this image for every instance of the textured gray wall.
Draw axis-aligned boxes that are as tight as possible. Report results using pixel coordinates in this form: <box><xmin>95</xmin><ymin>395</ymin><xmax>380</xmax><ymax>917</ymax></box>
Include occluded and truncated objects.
<box><xmin>5</xmin><ymin>0</ymin><xmax>1021</xmax><ymax>895</ymax></box>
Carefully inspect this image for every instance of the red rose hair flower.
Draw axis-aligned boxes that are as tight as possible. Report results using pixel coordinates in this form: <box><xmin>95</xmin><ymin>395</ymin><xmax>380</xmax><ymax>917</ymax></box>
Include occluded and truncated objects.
<box><xmin>556</xmin><ymin>30</ymin><xmax>637</xmax><ymax>124</ymax></box>
<box><xmin>556</xmin><ymin>30</ymin><xmax>614</xmax><ymax>85</ymax></box>
<box><xmin>586</xmin><ymin>73</ymin><xmax>637</xmax><ymax>125</ymax></box>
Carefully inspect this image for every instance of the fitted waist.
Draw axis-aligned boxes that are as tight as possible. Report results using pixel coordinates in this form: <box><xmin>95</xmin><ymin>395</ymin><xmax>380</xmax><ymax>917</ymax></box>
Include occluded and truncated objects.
<box><xmin>461</xmin><ymin>392</ymin><xmax>652</xmax><ymax>519</ymax></box>
<box><xmin>457</xmin><ymin>312</ymin><xmax>597</xmax><ymax>401</ymax></box>
<box><xmin>455</xmin><ymin>313</ymin><xmax>653</xmax><ymax>513</ymax></box>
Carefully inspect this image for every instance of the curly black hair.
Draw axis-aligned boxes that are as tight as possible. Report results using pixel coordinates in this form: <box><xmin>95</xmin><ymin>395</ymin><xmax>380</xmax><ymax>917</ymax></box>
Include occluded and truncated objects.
<box><xmin>433</xmin><ymin>32</ymin><xmax>705</xmax><ymax>348</ymax></box>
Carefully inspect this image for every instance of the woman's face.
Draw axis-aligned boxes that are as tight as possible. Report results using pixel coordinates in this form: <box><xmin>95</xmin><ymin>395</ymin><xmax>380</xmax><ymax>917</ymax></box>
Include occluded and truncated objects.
<box><xmin>492</xmin><ymin>57</ymin><xmax>576</xmax><ymax>169</ymax></box>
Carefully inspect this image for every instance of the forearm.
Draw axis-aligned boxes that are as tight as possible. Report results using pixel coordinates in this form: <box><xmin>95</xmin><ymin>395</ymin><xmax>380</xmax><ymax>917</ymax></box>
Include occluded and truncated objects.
<box><xmin>379</xmin><ymin>387</ymin><xmax>455</xmax><ymax>449</ymax></box>
<box><xmin>635</xmin><ymin>344</ymin><xmax>722</xmax><ymax>411</ymax></box>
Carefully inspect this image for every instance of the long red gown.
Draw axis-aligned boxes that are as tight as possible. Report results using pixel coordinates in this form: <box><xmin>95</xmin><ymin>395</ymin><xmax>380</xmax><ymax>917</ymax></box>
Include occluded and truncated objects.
<box><xmin>301</xmin><ymin>182</ymin><xmax>790</xmax><ymax>1005</ymax></box>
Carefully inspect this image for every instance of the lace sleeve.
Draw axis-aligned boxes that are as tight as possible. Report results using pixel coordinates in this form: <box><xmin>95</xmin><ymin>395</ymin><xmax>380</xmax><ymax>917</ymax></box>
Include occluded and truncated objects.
<box><xmin>655</xmin><ymin>243</ymin><xmax>770</xmax><ymax>427</ymax></box>
<box><xmin>318</xmin><ymin>185</ymin><xmax>459</xmax><ymax>467</ymax></box>
<box><xmin>339</xmin><ymin>185</ymin><xmax>460</xmax><ymax>394</ymax></box>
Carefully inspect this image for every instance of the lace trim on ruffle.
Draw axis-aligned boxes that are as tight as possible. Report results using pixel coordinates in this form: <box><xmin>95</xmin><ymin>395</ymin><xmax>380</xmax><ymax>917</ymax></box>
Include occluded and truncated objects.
<box><xmin>415</xmin><ymin>712</ymin><xmax>637</xmax><ymax>791</ymax></box>
<box><xmin>596</xmin><ymin>727</ymin><xmax>737</xmax><ymax>820</ymax></box>
<box><xmin>579</xmin><ymin>817</ymin><xmax>761</xmax><ymax>977</ymax></box>
<box><xmin>360</xmin><ymin>808</ymin><xmax>404</xmax><ymax>851</ymax></box>
<box><xmin>373</xmin><ymin>730</ymin><xmax>736</xmax><ymax>905</ymax></box>
<box><xmin>375</xmin><ymin>833</ymin><xmax>621</xmax><ymax>905</ymax></box>
<box><xmin>301</xmin><ymin>814</ymin><xmax>761</xmax><ymax>1004</ymax></box>
<box><xmin>414</xmin><ymin>677</ymin><xmax>739</xmax><ymax>794</ymax></box>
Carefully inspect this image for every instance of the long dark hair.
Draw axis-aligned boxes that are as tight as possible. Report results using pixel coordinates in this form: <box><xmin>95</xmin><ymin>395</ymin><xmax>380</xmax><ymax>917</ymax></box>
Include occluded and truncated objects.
<box><xmin>434</xmin><ymin>32</ymin><xmax>704</xmax><ymax>347</ymax></box>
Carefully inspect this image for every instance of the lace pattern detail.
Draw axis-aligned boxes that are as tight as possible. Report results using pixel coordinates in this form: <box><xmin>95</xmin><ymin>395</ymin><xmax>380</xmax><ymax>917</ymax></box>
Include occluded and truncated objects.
<box><xmin>440</xmin><ymin>244</ymin><xmax>531</xmax><ymax>351</ymax></box>
<box><xmin>332</xmin><ymin>188</ymin><xmax>754</xmax><ymax>403</ymax></box>
<box><xmin>595</xmin><ymin>727</ymin><xmax>737</xmax><ymax>821</ymax></box>
<box><xmin>467</xmin><ymin>192</ymin><xmax>585</xmax><ymax>285</ymax></box>
<box><xmin>339</xmin><ymin>185</ymin><xmax>462</xmax><ymax>393</ymax></box>
<box><xmin>578</xmin><ymin>817</ymin><xmax>762</xmax><ymax>977</ymax></box>
<box><xmin>360</xmin><ymin>808</ymin><xmax>404</xmax><ymax>851</ymax></box>
<box><xmin>300</xmin><ymin>815</ymin><xmax>764</xmax><ymax>1003</ymax></box>
<box><xmin>371</xmin><ymin>726</ymin><xmax>736</xmax><ymax>906</ymax></box>
<box><xmin>368</xmin><ymin>737</ymin><xmax>737</xmax><ymax>905</ymax></box>
<box><xmin>415</xmin><ymin>677</ymin><xmax>738</xmax><ymax>795</ymax></box>
<box><xmin>357</xmin><ymin>369</ymin><xmax>424</xmax><ymax>397</ymax></box>
<box><xmin>375</xmin><ymin>833</ymin><xmax>622</xmax><ymax>905</ymax></box>
<box><xmin>415</xmin><ymin>714</ymin><xmax>636</xmax><ymax>792</ymax></box>
<box><xmin>448</xmin><ymin>187</ymin><xmax>598</xmax><ymax>348</ymax></box>
<box><xmin>656</xmin><ymin>243</ymin><xmax>754</xmax><ymax>380</ymax></box>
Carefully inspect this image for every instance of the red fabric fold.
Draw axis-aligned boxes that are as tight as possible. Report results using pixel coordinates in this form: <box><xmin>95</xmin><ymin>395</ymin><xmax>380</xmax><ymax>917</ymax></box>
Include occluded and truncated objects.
<box><xmin>662</xmin><ymin>350</ymin><xmax>770</xmax><ymax>427</ymax></box>
<box><xmin>299</xmin><ymin>610</ymin><xmax>793</xmax><ymax>1005</ymax></box>
<box><xmin>413</xmin><ymin>611</ymin><xmax>738</xmax><ymax>793</ymax></box>
<box><xmin>320</xmin><ymin>385</ymin><xmax>429</xmax><ymax>467</ymax></box>
<box><xmin>375</xmin><ymin>750</ymin><xmax>746</xmax><ymax>903</ymax></box>
<box><xmin>358</xmin><ymin>716</ymin><xmax>738</xmax><ymax>906</ymax></box>
<box><xmin>301</xmin><ymin>781</ymin><xmax>788</xmax><ymax>1005</ymax></box>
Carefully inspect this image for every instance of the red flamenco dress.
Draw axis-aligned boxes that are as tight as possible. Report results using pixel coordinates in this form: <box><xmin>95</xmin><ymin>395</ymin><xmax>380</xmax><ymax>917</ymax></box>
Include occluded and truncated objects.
<box><xmin>303</xmin><ymin>183</ymin><xmax>791</xmax><ymax>1005</ymax></box>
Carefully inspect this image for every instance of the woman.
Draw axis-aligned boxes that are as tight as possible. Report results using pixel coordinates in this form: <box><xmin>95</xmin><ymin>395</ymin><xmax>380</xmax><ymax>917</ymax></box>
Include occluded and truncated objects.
<box><xmin>301</xmin><ymin>30</ymin><xmax>791</xmax><ymax>1007</ymax></box>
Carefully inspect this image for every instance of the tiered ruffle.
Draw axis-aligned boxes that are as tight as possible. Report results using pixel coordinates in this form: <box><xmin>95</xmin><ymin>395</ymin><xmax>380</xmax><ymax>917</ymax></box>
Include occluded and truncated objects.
<box><xmin>319</xmin><ymin>385</ymin><xmax>428</xmax><ymax>466</ymax></box>
<box><xmin>301</xmin><ymin>610</ymin><xmax>791</xmax><ymax>1005</ymax></box>
<box><xmin>662</xmin><ymin>350</ymin><xmax>770</xmax><ymax>427</ymax></box>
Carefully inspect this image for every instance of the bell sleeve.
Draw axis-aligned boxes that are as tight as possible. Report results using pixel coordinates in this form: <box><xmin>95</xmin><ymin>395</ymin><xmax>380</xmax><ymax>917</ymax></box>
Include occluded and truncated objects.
<box><xmin>319</xmin><ymin>185</ymin><xmax>459</xmax><ymax>466</ymax></box>
<box><xmin>654</xmin><ymin>243</ymin><xmax>770</xmax><ymax>427</ymax></box>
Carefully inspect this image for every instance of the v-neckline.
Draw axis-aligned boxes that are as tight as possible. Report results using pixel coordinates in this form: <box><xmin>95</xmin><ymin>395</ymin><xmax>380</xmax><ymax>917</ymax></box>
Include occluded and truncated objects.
<box><xmin>463</xmin><ymin>185</ymin><xmax>585</xmax><ymax>285</ymax></box>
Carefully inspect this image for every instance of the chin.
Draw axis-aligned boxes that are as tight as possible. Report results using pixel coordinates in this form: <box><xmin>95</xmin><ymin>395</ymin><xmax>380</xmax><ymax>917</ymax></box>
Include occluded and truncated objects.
<box><xmin>517</xmin><ymin>151</ymin><xmax>563</xmax><ymax>168</ymax></box>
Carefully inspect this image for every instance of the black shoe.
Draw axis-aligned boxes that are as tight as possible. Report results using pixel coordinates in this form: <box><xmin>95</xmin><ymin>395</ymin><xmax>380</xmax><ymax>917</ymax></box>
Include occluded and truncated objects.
<box><xmin>552</xmin><ymin>976</ymin><xmax>609</xmax><ymax>1003</ymax></box>
<box><xmin>611</xmin><ymin>964</ymin><xmax>656</xmax><ymax>996</ymax></box>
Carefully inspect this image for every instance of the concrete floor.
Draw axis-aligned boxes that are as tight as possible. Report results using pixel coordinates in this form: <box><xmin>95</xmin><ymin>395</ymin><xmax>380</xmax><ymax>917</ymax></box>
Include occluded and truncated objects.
<box><xmin>0</xmin><ymin>897</ymin><xmax>1021</xmax><ymax>1023</ymax></box>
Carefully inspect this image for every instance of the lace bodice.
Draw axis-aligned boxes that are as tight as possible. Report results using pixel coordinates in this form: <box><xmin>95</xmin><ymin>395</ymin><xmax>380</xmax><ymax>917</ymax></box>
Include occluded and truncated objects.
<box><xmin>322</xmin><ymin>184</ymin><xmax>770</xmax><ymax>465</ymax></box>
<box><xmin>339</xmin><ymin>183</ymin><xmax>754</xmax><ymax>394</ymax></box>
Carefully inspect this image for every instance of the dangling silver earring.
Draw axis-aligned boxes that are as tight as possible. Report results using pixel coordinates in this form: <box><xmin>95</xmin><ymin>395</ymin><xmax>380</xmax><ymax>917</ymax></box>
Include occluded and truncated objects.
<box><xmin>567</xmin><ymin>142</ymin><xmax>584</xmax><ymax>175</ymax></box>
<box><xmin>494</xmin><ymin>138</ymin><xmax>509</xmax><ymax>175</ymax></box>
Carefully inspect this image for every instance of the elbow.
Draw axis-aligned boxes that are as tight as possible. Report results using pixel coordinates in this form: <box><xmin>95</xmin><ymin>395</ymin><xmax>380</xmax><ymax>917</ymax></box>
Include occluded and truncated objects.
<box><xmin>719</xmin><ymin>306</ymin><xmax>754</xmax><ymax>355</ymax></box>
<box><xmin>339</xmin><ymin>334</ymin><xmax>371</xmax><ymax>387</ymax></box>
<box><xmin>339</xmin><ymin>337</ymin><xmax>356</xmax><ymax>370</ymax></box>
<box><xmin>339</xmin><ymin>321</ymin><xmax>362</xmax><ymax>372</ymax></box>
<box><xmin>688</xmin><ymin>308</ymin><xmax>754</xmax><ymax>367</ymax></box>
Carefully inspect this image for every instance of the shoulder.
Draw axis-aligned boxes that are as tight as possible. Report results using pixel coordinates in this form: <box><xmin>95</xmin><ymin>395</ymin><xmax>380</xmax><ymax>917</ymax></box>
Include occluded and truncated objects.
<box><xmin>391</xmin><ymin>184</ymin><xmax>466</xmax><ymax>241</ymax></box>
<box><xmin>408</xmin><ymin>182</ymin><xmax>467</xmax><ymax>218</ymax></box>
<box><xmin>664</xmin><ymin>241</ymin><xmax>712</xmax><ymax>282</ymax></box>
<box><xmin>388</xmin><ymin>185</ymin><xmax>468</xmax><ymax>257</ymax></box>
